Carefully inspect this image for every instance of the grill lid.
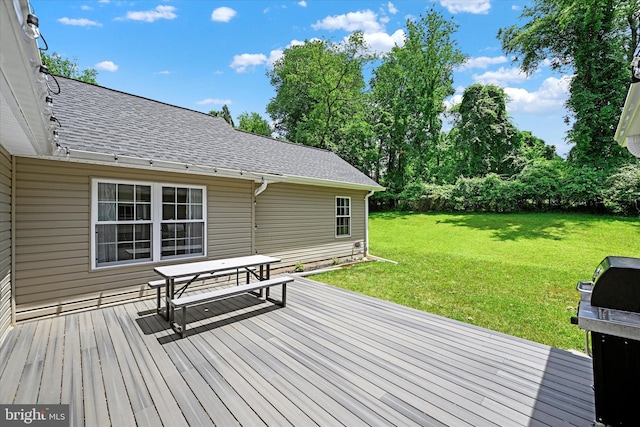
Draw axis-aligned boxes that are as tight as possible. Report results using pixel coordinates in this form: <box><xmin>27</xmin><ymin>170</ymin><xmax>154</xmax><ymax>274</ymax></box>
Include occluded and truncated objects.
<box><xmin>591</xmin><ymin>256</ymin><xmax>640</xmax><ymax>313</ymax></box>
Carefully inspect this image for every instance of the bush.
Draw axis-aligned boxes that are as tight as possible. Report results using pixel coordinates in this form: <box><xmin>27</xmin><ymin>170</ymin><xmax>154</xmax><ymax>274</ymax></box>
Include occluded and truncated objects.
<box><xmin>603</xmin><ymin>164</ymin><xmax>640</xmax><ymax>215</ymax></box>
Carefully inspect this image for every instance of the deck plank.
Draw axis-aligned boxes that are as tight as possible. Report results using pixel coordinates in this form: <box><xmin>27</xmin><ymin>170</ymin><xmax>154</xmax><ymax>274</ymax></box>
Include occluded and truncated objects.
<box><xmin>91</xmin><ymin>308</ymin><xmax>138</xmax><ymax>426</ymax></box>
<box><xmin>61</xmin><ymin>314</ymin><xmax>85</xmax><ymax>426</ymax></box>
<box><xmin>14</xmin><ymin>319</ymin><xmax>51</xmax><ymax>404</ymax></box>
<box><xmin>0</xmin><ymin>276</ymin><xmax>595</xmax><ymax>427</ymax></box>
<box><xmin>0</xmin><ymin>321</ymin><xmax>36</xmax><ymax>403</ymax></box>
<box><xmin>79</xmin><ymin>311</ymin><xmax>111</xmax><ymax>427</ymax></box>
<box><xmin>114</xmin><ymin>303</ymin><xmax>190</xmax><ymax>427</ymax></box>
<box><xmin>38</xmin><ymin>316</ymin><xmax>65</xmax><ymax>404</ymax></box>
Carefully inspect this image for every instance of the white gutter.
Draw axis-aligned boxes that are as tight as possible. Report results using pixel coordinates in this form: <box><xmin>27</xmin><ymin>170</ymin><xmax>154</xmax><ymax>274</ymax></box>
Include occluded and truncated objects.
<box><xmin>365</xmin><ymin>189</ymin><xmax>375</xmax><ymax>256</ymax></box>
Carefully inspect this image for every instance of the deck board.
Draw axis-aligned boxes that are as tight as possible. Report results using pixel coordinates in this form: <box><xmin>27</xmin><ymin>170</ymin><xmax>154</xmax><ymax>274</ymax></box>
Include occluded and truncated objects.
<box><xmin>0</xmin><ymin>277</ymin><xmax>595</xmax><ymax>426</ymax></box>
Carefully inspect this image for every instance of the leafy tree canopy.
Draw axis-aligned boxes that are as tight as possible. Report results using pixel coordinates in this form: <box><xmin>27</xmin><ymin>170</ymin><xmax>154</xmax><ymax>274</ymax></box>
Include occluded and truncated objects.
<box><xmin>209</xmin><ymin>104</ymin><xmax>235</xmax><ymax>127</ymax></box>
<box><xmin>498</xmin><ymin>0</ymin><xmax>638</xmax><ymax>171</ymax></box>
<box><xmin>237</xmin><ymin>112</ymin><xmax>272</xmax><ymax>137</ymax></box>
<box><xmin>40</xmin><ymin>52</ymin><xmax>98</xmax><ymax>84</ymax></box>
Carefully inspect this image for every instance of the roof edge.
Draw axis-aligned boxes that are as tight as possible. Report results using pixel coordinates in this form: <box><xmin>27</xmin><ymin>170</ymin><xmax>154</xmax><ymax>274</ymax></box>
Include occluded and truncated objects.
<box><xmin>33</xmin><ymin>149</ymin><xmax>385</xmax><ymax>191</ymax></box>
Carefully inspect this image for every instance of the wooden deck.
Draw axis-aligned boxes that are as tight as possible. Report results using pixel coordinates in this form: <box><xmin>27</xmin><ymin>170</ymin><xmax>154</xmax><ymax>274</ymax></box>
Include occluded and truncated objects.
<box><xmin>0</xmin><ymin>277</ymin><xmax>594</xmax><ymax>426</ymax></box>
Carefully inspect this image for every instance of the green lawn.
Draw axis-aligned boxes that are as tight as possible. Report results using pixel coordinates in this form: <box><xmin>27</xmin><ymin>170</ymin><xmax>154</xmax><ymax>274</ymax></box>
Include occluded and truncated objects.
<box><xmin>317</xmin><ymin>212</ymin><xmax>640</xmax><ymax>350</ymax></box>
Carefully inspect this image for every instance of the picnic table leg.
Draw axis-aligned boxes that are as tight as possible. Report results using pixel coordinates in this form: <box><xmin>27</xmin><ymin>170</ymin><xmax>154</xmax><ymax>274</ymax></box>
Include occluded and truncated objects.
<box><xmin>166</xmin><ymin>278</ymin><xmax>175</xmax><ymax>322</ymax></box>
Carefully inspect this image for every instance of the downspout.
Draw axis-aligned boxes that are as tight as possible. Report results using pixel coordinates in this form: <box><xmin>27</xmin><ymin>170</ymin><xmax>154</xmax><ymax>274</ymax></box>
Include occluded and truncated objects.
<box><xmin>364</xmin><ymin>190</ymin><xmax>374</xmax><ymax>257</ymax></box>
<box><xmin>253</xmin><ymin>179</ymin><xmax>268</xmax><ymax>254</ymax></box>
<box><xmin>254</xmin><ymin>178</ymin><xmax>268</xmax><ymax>198</ymax></box>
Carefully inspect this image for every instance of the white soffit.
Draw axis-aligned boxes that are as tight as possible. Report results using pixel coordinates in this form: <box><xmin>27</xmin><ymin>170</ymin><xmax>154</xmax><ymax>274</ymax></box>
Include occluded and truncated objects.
<box><xmin>615</xmin><ymin>83</ymin><xmax>640</xmax><ymax>158</ymax></box>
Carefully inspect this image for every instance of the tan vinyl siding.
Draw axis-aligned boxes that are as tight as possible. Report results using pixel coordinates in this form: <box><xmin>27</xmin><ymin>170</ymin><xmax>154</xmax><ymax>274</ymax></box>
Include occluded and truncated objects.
<box><xmin>14</xmin><ymin>157</ymin><xmax>253</xmax><ymax>321</ymax></box>
<box><xmin>0</xmin><ymin>146</ymin><xmax>12</xmax><ymax>338</ymax></box>
<box><xmin>255</xmin><ymin>183</ymin><xmax>367</xmax><ymax>269</ymax></box>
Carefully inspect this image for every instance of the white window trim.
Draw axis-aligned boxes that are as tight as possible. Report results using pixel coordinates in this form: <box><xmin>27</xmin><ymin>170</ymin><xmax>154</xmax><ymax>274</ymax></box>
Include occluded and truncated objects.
<box><xmin>91</xmin><ymin>178</ymin><xmax>207</xmax><ymax>270</ymax></box>
<box><xmin>335</xmin><ymin>196</ymin><xmax>351</xmax><ymax>238</ymax></box>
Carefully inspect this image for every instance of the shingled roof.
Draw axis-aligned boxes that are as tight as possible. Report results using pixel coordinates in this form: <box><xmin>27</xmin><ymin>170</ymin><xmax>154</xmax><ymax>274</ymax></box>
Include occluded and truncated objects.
<box><xmin>52</xmin><ymin>77</ymin><xmax>382</xmax><ymax>190</ymax></box>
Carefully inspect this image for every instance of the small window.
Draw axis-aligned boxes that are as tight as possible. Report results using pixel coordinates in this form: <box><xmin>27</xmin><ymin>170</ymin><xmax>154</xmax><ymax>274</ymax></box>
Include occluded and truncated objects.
<box><xmin>336</xmin><ymin>197</ymin><xmax>351</xmax><ymax>237</ymax></box>
<box><xmin>92</xmin><ymin>179</ymin><xmax>206</xmax><ymax>269</ymax></box>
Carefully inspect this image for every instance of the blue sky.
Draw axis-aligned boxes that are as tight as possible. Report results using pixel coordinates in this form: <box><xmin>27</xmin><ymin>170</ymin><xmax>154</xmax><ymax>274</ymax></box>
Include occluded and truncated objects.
<box><xmin>30</xmin><ymin>0</ymin><xmax>573</xmax><ymax>156</ymax></box>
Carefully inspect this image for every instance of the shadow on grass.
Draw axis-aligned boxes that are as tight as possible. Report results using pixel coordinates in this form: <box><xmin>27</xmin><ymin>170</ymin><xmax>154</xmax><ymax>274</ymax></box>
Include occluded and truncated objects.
<box><xmin>437</xmin><ymin>213</ymin><xmax>574</xmax><ymax>241</ymax></box>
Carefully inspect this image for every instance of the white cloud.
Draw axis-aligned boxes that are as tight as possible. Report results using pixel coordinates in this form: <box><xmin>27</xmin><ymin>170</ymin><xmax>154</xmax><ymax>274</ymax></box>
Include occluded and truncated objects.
<box><xmin>124</xmin><ymin>5</ymin><xmax>177</xmax><ymax>22</ymax></box>
<box><xmin>155</xmin><ymin>70</ymin><xmax>171</xmax><ymax>75</ymax></box>
<box><xmin>211</xmin><ymin>7</ymin><xmax>237</xmax><ymax>23</ymax></box>
<box><xmin>58</xmin><ymin>17</ymin><xmax>102</xmax><ymax>27</ymax></box>
<box><xmin>440</xmin><ymin>0</ymin><xmax>490</xmax><ymax>14</ymax></box>
<box><xmin>197</xmin><ymin>98</ymin><xmax>232</xmax><ymax>105</ymax></box>
<box><xmin>472</xmin><ymin>66</ymin><xmax>529</xmax><ymax>85</ymax></box>
<box><xmin>459</xmin><ymin>56</ymin><xmax>508</xmax><ymax>71</ymax></box>
<box><xmin>387</xmin><ymin>2</ymin><xmax>398</xmax><ymax>14</ymax></box>
<box><xmin>81</xmin><ymin>5</ymin><xmax>92</xmax><ymax>11</ymax></box>
<box><xmin>312</xmin><ymin>10</ymin><xmax>383</xmax><ymax>33</ymax></box>
<box><xmin>95</xmin><ymin>61</ymin><xmax>118</xmax><ymax>72</ymax></box>
<box><xmin>361</xmin><ymin>29</ymin><xmax>405</xmax><ymax>55</ymax></box>
<box><xmin>298</xmin><ymin>1</ymin><xmax>307</xmax><ymax>7</ymax></box>
<box><xmin>504</xmin><ymin>75</ymin><xmax>571</xmax><ymax>114</ymax></box>
<box><xmin>230</xmin><ymin>53</ymin><xmax>268</xmax><ymax>73</ymax></box>
<box><xmin>267</xmin><ymin>49</ymin><xmax>284</xmax><ymax>68</ymax></box>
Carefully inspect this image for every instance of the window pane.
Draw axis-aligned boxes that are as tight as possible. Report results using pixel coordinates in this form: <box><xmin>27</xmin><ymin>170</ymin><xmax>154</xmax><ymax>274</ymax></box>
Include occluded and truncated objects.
<box><xmin>118</xmin><ymin>203</ymin><xmax>134</xmax><ymax>221</ymax></box>
<box><xmin>97</xmin><ymin>243</ymin><xmax>116</xmax><ymax>264</ymax></box>
<box><xmin>118</xmin><ymin>224</ymin><xmax>133</xmax><ymax>242</ymax></box>
<box><xmin>98</xmin><ymin>202</ymin><xmax>116</xmax><ymax>221</ymax></box>
<box><xmin>177</xmin><ymin>204</ymin><xmax>187</xmax><ymax>220</ymax></box>
<box><xmin>118</xmin><ymin>242</ymin><xmax>134</xmax><ymax>261</ymax></box>
<box><xmin>163</xmin><ymin>187</ymin><xmax>175</xmax><ymax>203</ymax></box>
<box><xmin>163</xmin><ymin>203</ymin><xmax>174</xmax><ymax>220</ymax></box>
<box><xmin>118</xmin><ymin>184</ymin><xmax>134</xmax><ymax>202</ymax></box>
<box><xmin>190</xmin><ymin>189</ymin><xmax>202</xmax><ymax>204</ymax></box>
<box><xmin>177</xmin><ymin>187</ymin><xmax>188</xmax><ymax>203</ymax></box>
<box><xmin>98</xmin><ymin>183</ymin><xmax>116</xmax><ymax>201</ymax></box>
<box><xmin>137</xmin><ymin>185</ymin><xmax>151</xmax><ymax>202</ymax></box>
<box><xmin>96</xmin><ymin>224</ymin><xmax>116</xmax><ymax>244</ymax></box>
<box><xmin>136</xmin><ymin>203</ymin><xmax>151</xmax><ymax>221</ymax></box>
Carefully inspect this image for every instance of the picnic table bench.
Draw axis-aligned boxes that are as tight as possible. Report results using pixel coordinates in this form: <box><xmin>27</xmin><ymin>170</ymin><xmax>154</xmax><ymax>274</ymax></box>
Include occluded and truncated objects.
<box><xmin>148</xmin><ymin>267</ymin><xmax>256</xmax><ymax>316</ymax></box>
<box><xmin>170</xmin><ymin>276</ymin><xmax>293</xmax><ymax>338</ymax></box>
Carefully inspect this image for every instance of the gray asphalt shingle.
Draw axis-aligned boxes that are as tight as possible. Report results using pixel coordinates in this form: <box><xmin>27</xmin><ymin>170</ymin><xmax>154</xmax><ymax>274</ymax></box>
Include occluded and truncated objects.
<box><xmin>52</xmin><ymin>77</ymin><xmax>382</xmax><ymax>189</ymax></box>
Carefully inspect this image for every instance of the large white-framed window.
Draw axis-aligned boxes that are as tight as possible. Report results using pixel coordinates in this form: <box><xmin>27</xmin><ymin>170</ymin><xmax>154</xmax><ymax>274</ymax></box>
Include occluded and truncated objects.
<box><xmin>335</xmin><ymin>196</ymin><xmax>351</xmax><ymax>238</ymax></box>
<box><xmin>91</xmin><ymin>179</ymin><xmax>206</xmax><ymax>269</ymax></box>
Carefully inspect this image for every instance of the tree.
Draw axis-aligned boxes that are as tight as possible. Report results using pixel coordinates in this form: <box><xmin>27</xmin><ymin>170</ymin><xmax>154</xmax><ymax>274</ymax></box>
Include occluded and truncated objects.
<box><xmin>498</xmin><ymin>0</ymin><xmax>639</xmax><ymax>171</ymax></box>
<box><xmin>266</xmin><ymin>32</ymin><xmax>374</xmax><ymax>168</ymax></box>
<box><xmin>209</xmin><ymin>104</ymin><xmax>234</xmax><ymax>126</ymax></box>
<box><xmin>370</xmin><ymin>9</ymin><xmax>466</xmax><ymax>196</ymax></box>
<box><xmin>451</xmin><ymin>84</ymin><xmax>519</xmax><ymax>177</ymax></box>
<box><xmin>40</xmin><ymin>52</ymin><xmax>98</xmax><ymax>84</ymax></box>
<box><xmin>237</xmin><ymin>112</ymin><xmax>272</xmax><ymax>136</ymax></box>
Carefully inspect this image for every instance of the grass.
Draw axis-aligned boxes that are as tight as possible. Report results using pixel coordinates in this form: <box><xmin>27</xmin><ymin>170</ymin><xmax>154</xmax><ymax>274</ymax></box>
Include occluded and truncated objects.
<box><xmin>317</xmin><ymin>211</ymin><xmax>640</xmax><ymax>350</ymax></box>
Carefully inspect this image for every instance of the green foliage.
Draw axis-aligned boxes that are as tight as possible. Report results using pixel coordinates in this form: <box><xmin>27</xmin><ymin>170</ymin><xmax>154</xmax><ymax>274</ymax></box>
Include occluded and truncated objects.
<box><xmin>294</xmin><ymin>262</ymin><xmax>305</xmax><ymax>272</ymax></box>
<box><xmin>237</xmin><ymin>112</ymin><xmax>271</xmax><ymax>136</ymax></box>
<box><xmin>381</xmin><ymin>159</ymin><xmax>639</xmax><ymax>216</ymax></box>
<box><xmin>603</xmin><ymin>163</ymin><xmax>640</xmax><ymax>214</ymax></box>
<box><xmin>452</xmin><ymin>84</ymin><xmax>519</xmax><ymax>177</ymax></box>
<box><xmin>209</xmin><ymin>105</ymin><xmax>235</xmax><ymax>126</ymax></box>
<box><xmin>266</xmin><ymin>32</ymin><xmax>373</xmax><ymax>169</ymax></box>
<box><xmin>499</xmin><ymin>0</ymin><xmax>637</xmax><ymax>171</ymax></box>
<box><xmin>370</xmin><ymin>9</ymin><xmax>466</xmax><ymax>197</ymax></box>
<box><xmin>319</xmin><ymin>211</ymin><xmax>640</xmax><ymax>349</ymax></box>
<box><xmin>40</xmin><ymin>52</ymin><xmax>98</xmax><ymax>84</ymax></box>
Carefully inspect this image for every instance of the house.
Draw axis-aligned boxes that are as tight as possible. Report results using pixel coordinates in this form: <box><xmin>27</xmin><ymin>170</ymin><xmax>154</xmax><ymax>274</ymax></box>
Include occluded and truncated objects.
<box><xmin>0</xmin><ymin>0</ymin><xmax>382</xmax><ymax>337</ymax></box>
<box><xmin>615</xmin><ymin>76</ymin><xmax>640</xmax><ymax>158</ymax></box>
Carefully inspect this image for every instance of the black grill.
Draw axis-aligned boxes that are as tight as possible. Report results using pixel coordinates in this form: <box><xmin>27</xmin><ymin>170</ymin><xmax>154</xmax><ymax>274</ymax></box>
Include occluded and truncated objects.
<box><xmin>571</xmin><ymin>256</ymin><xmax>640</xmax><ymax>426</ymax></box>
<box><xmin>590</xmin><ymin>256</ymin><xmax>640</xmax><ymax>313</ymax></box>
